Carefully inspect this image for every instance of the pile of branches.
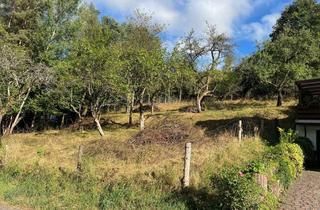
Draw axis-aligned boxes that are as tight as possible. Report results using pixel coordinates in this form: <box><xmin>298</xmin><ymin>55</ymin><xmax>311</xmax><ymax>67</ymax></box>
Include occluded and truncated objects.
<box><xmin>129</xmin><ymin>117</ymin><xmax>202</xmax><ymax>145</ymax></box>
<box><xmin>133</xmin><ymin>104</ymin><xmax>161</xmax><ymax>113</ymax></box>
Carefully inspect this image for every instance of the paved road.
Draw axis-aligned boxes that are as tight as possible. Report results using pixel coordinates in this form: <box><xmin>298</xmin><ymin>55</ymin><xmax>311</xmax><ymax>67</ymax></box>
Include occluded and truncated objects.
<box><xmin>280</xmin><ymin>170</ymin><xmax>320</xmax><ymax>210</ymax></box>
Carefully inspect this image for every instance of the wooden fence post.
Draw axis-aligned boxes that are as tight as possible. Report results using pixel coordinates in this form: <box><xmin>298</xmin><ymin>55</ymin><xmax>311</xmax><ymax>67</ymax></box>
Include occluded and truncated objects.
<box><xmin>238</xmin><ymin>120</ymin><xmax>243</xmax><ymax>142</ymax></box>
<box><xmin>183</xmin><ymin>142</ymin><xmax>191</xmax><ymax>188</ymax></box>
<box><xmin>76</xmin><ymin>145</ymin><xmax>83</xmax><ymax>172</ymax></box>
<box><xmin>254</xmin><ymin>126</ymin><xmax>259</xmax><ymax>139</ymax></box>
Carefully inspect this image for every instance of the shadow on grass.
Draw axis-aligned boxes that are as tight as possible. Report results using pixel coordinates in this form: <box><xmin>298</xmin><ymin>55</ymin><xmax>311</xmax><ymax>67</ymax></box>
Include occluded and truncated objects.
<box><xmin>166</xmin><ymin>187</ymin><xmax>219</xmax><ymax>210</ymax></box>
<box><xmin>206</xmin><ymin>101</ymin><xmax>270</xmax><ymax>111</ymax></box>
<box><xmin>195</xmin><ymin>108</ymin><xmax>296</xmax><ymax>145</ymax></box>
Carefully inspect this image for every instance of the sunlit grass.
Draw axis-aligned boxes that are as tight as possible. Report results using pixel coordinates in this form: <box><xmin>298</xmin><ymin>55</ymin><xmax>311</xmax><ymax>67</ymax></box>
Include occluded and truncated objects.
<box><xmin>0</xmin><ymin>99</ymin><xmax>296</xmax><ymax>209</ymax></box>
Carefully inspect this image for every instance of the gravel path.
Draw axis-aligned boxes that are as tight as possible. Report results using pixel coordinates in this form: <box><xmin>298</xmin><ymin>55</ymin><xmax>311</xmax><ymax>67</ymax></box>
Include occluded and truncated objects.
<box><xmin>0</xmin><ymin>204</ymin><xmax>20</xmax><ymax>210</ymax></box>
<box><xmin>280</xmin><ymin>170</ymin><xmax>320</xmax><ymax>210</ymax></box>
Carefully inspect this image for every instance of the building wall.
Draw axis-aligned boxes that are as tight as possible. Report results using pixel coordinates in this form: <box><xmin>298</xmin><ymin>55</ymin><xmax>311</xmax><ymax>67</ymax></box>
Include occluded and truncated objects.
<box><xmin>296</xmin><ymin>124</ymin><xmax>319</xmax><ymax>151</ymax></box>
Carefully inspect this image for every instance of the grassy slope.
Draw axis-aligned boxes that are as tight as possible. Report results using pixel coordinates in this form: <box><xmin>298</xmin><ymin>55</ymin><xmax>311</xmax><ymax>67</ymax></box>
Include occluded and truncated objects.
<box><xmin>0</xmin><ymin>100</ymin><xmax>296</xmax><ymax>209</ymax></box>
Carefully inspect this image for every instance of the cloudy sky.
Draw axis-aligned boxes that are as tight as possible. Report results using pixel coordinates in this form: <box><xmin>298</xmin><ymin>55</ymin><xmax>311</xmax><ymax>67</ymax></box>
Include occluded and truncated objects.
<box><xmin>87</xmin><ymin>0</ymin><xmax>294</xmax><ymax>59</ymax></box>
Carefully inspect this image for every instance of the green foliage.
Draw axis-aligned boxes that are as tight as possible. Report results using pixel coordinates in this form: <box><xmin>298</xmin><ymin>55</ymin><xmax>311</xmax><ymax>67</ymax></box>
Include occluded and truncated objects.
<box><xmin>0</xmin><ymin>165</ymin><xmax>187</xmax><ymax>210</ymax></box>
<box><xmin>212</xmin><ymin>141</ymin><xmax>304</xmax><ymax>209</ymax></box>
<box><xmin>278</xmin><ymin>128</ymin><xmax>313</xmax><ymax>165</ymax></box>
<box><xmin>212</xmin><ymin>166</ymin><xmax>263</xmax><ymax>209</ymax></box>
<box><xmin>278</xmin><ymin>128</ymin><xmax>297</xmax><ymax>143</ymax></box>
<box><xmin>238</xmin><ymin>0</ymin><xmax>320</xmax><ymax>104</ymax></box>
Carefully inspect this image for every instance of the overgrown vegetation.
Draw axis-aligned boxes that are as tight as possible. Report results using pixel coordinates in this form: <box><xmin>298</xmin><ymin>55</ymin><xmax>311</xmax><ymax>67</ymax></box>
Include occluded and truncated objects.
<box><xmin>0</xmin><ymin>0</ymin><xmax>317</xmax><ymax>208</ymax></box>
<box><xmin>212</xmin><ymin>133</ymin><xmax>304</xmax><ymax>209</ymax></box>
<box><xmin>0</xmin><ymin>0</ymin><xmax>319</xmax><ymax>136</ymax></box>
<box><xmin>0</xmin><ymin>139</ymin><xmax>266</xmax><ymax>209</ymax></box>
<box><xmin>0</xmin><ymin>101</ymin><xmax>304</xmax><ymax>209</ymax></box>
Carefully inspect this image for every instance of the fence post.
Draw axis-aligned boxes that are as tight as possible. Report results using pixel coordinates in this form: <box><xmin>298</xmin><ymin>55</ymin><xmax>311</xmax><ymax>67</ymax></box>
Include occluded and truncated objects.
<box><xmin>76</xmin><ymin>145</ymin><xmax>83</xmax><ymax>172</ymax></box>
<box><xmin>238</xmin><ymin>120</ymin><xmax>243</xmax><ymax>142</ymax></box>
<box><xmin>183</xmin><ymin>142</ymin><xmax>191</xmax><ymax>188</ymax></box>
<box><xmin>254</xmin><ymin>126</ymin><xmax>259</xmax><ymax>139</ymax></box>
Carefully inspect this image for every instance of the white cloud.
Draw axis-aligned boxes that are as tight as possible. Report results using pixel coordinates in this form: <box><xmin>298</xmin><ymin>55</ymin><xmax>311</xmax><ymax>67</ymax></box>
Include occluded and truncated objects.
<box><xmin>87</xmin><ymin>0</ymin><xmax>274</xmax><ymax>37</ymax></box>
<box><xmin>86</xmin><ymin>0</ymin><xmax>284</xmax><ymax>49</ymax></box>
<box><xmin>240</xmin><ymin>12</ymin><xmax>280</xmax><ymax>41</ymax></box>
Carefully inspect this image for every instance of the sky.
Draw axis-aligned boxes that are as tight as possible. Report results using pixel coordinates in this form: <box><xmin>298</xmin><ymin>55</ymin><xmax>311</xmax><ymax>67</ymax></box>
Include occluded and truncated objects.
<box><xmin>86</xmin><ymin>0</ymin><xmax>295</xmax><ymax>60</ymax></box>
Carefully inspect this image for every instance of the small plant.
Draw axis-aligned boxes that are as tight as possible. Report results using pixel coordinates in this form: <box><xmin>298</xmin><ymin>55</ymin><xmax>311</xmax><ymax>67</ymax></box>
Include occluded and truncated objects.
<box><xmin>278</xmin><ymin>128</ymin><xmax>297</xmax><ymax>143</ymax></box>
<box><xmin>36</xmin><ymin>148</ymin><xmax>45</xmax><ymax>157</ymax></box>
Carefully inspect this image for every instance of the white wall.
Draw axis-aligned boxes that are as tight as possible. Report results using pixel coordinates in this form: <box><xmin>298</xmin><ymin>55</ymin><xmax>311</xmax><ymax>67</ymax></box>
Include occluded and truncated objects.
<box><xmin>296</xmin><ymin>124</ymin><xmax>319</xmax><ymax>151</ymax></box>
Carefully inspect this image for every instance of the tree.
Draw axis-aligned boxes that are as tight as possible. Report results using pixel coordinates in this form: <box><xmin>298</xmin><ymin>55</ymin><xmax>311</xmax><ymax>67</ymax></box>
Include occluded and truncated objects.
<box><xmin>63</xmin><ymin>5</ymin><xmax>124</xmax><ymax>136</ymax></box>
<box><xmin>0</xmin><ymin>0</ymin><xmax>80</xmax><ymax>133</ymax></box>
<box><xmin>180</xmin><ymin>26</ymin><xmax>232</xmax><ymax>112</ymax></box>
<box><xmin>168</xmin><ymin>46</ymin><xmax>196</xmax><ymax>102</ymax></box>
<box><xmin>238</xmin><ymin>0</ymin><xmax>320</xmax><ymax>106</ymax></box>
<box><xmin>121</xmin><ymin>11</ymin><xmax>165</xmax><ymax>130</ymax></box>
<box><xmin>0</xmin><ymin>43</ymin><xmax>51</xmax><ymax>135</ymax></box>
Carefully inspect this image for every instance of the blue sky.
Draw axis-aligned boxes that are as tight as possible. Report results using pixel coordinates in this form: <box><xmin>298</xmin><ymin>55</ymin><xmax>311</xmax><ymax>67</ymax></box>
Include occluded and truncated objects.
<box><xmin>87</xmin><ymin>0</ymin><xmax>295</xmax><ymax>60</ymax></box>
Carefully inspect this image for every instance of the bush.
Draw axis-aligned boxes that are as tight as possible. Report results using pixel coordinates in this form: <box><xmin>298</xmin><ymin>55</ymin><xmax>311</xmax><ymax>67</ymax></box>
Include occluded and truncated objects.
<box><xmin>211</xmin><ymin>142</ymin><xmax>304</xmax><ymax>209</ymax></box>
<box><xmin>278</xmin><ymin>128</ymin><xmax>312</xmax><ymax>165</ymax></box>
<box><xmin>272</xmin><ymin>143</ymin><xmax>304</xmax><ymax>175</ymax></box>
<box><xmin>212</xmin><ymin>166</ymin><xmax>263</xmax><ymax>209</ymax></box>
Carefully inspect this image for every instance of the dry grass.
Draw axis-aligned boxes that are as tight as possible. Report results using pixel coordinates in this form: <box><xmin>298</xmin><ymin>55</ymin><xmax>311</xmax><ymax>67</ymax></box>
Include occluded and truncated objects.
<box><xmin>0</xmin><ymin>99</ymin><xmax>295</xmax><ymax>186</ymax></box>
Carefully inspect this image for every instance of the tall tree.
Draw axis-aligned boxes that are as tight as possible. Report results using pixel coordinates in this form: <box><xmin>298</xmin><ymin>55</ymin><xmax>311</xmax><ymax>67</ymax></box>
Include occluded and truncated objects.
<box><xmin>62</xmin><ymin>5</ymin><xmax>124</xmax><ymax>136</ymax></box>
<box><xmin>121</xmin><ymin>11</ymin><xmax>165</xmax><ymax>130</ymax></box>
<box><xmin>180</xmin><ymin>26</ymin><xmax>232</xmax><ymax>112</ymax></box>
<box><xmin>238</xmin><ymin>0</ymin><xmax>320</xmax><ymax>106</ymax></box>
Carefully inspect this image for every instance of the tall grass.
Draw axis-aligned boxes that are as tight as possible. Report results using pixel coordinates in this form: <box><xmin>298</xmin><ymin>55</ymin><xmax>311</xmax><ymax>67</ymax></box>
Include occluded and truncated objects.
<box><xmin>0</xmin><ymin>100</ymin><xmax>294</xmax><ymax>209</ymax></box>
<box><xmin>0</xmin><ymin>140</ymin><xmax>266</xmax><ymax>209</ymax></box>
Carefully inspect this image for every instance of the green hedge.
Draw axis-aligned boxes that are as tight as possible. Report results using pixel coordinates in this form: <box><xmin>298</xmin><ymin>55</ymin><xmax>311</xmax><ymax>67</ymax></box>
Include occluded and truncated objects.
<box><xmin>212</xmin><ymin>142</ymin><xmax>304</xmax><ymax>209</ymax></box>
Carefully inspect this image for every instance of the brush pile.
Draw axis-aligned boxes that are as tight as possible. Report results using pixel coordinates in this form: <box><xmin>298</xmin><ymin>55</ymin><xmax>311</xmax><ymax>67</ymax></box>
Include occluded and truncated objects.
<box><xmin>133</xmin><ymin>104</ymin><xmax>161</xmax><ymax>113</ymax></box>
<box><xmin>130</xmin><ymin>117</ymin><xmax>203</xmax><ymax>145</ymax></box>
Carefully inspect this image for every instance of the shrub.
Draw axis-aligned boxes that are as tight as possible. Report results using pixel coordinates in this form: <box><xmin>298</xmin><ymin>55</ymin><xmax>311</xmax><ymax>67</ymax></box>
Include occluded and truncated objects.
<box><xmin>211</xmin><ymin>142</ymin><xmax>304</xmax><ymax>209</ymax></box>
<box><xmin>212</xmin><ymin>166</ymin><xmax>263</xmax><ymax>209</ymax></box>
<box><xmin>273</xmin><ymin>143</ymin><xmax>304</xmax><ymax>175</ymax></box>
<box><xmin>278</xmin><ymin>128</ymin><xmax>312</xmax><ymax>165</ymax></box>
<box><xmin>278</xmin><ymin>128</ymin><xmax>296</xmax><ymax>143</ymax></box>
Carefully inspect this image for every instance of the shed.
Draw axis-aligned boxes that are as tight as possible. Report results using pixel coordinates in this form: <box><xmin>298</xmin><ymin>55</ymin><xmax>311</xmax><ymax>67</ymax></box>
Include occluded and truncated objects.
<box><xmin>295</xmin><ymin>78</ymin><xmax>320</xmax><ymax>162</ymax></box>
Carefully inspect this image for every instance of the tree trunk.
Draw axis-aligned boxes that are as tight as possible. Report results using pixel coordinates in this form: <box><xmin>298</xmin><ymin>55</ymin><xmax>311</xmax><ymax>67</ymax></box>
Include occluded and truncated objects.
<box><xmin>151</xmin><ymin>98</ymin><xmax>155</xmax><ymax>115</ymax></box>
<box><xmin>0</xmin><ymin>115</ymin><xmax>3</xmax><ymax>131</ymax></box>
<box><xmin>179</xmin><ymin>88</ymin><xmax>182</xmax><ymax>102</ymax></box>
<box><xmin>31</xmin><ymin>113</ymin><xmax>36</xmax><ymax>129</ymax></box>
<box><xmin>128</xmin><ymin>91</ymin><xmax>135</xmax><ymax>126</ymax></box>
<box><xmin>196</xmin><ymin>95</ymin><xmax>202</xmax><ymax>113</ymax></box>
<box><xmin>7</xmin><ymin>87</ymin><xmax>31</xmax><ymax>135</ymax></box>
<box><xmin>277</xmin><ymin>90</ymin><xmax>283</xmax><ymax>107</ymax></box>
<box><xmin>94</xmin><ymin>117</ymin><xmax>105</xmax><ymax>136</ymax></box>
<box><xmin>60</xmin><ymin>114</ymin><xmax>65</xmax><ymax>129</ymax></box>
<box><xmin>139</xmin><ymin>103</ymin><xmax>145</xmax><ymax>131</ymax></box>
<box><xmin>139</xmin><ymin>89</ymin><xmax>146</xmax><ymax>131</ymax></box>
<box><xmin>126</xmin><ymin>105</ymin><xmax>130</xmax><ymax>114</ymax></box>
<box><xmin>128</xmin><ymin>105</ymin><xmax>133</xmax><ymax>126</ymax></box>
<box><xmin>147</xmin><ymin>94</ymin><xmax>151</xmax><ymax>104</ymax></box>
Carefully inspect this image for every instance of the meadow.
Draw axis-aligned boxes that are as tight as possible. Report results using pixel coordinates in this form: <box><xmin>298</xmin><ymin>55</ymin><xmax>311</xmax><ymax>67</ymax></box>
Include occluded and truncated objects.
<box><xmin>0</xmin><ymin>100</ymin><xmax>296</xmax><ymax>209</ymax></box>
